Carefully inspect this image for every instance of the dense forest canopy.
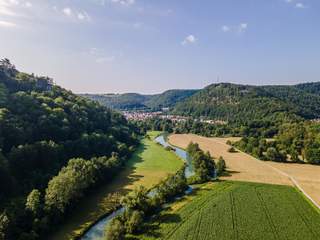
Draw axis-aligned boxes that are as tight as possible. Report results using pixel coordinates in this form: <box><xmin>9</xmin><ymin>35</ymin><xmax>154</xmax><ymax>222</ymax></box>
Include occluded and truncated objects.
<box><xmin>173</xmin><ymin>83</ymin><xmax>320</xmax><ymax>123</ymax></box>
<box><xmin>0</xmin><ymin>59</ymin><xmax>139</xmax><ymax>239</ymax></box>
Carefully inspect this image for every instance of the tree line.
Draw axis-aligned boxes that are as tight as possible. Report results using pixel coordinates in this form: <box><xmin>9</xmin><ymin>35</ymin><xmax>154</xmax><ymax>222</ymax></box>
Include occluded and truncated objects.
<box><xmin>233</xmin><ymin>121</ymin><xmax>320</xmax><ymax>164</ymax></box>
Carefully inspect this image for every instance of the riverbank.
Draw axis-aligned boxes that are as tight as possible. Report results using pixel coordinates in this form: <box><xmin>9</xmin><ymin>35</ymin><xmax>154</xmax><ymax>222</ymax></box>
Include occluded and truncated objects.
<box><xmin>50</xmin><ymin>131</ymin><xmax>183</xmax><ymax>240</ymax></box>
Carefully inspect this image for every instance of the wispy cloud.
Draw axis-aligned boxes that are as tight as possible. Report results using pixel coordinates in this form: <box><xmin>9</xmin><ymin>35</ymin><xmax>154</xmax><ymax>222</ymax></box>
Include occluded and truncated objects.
<box><xmin>238</xmin><ymin>23</ymin><xmax>248</xmax><ymax>33</ymax></box>
<box><xmin>221</xmin><ymin>23</ymin><xmax>248</xmax><ymax>34</ymax></box>
<box><xmin>0</xmin><ymin>20</ymin><xmax>17</xmax><ymax>27</ymax></box>
<box><xmin>221</xmin><ymin>25</ymin><xmax>230</xmax><ymax>32</ymax></box>
<box><xmin>295</xmin><ymin>3</ymin><xmax>306</xmax><ymax>8</ymax></box>
<box><xmin>284</xmin><ymin>0</ymin><xmax>308</xmax><ymax>9</ymax></box>
<box><xmin>62</xmin><ymin>7</ymin><xmax>72</xmax><ymax>16</ymax></box>
<box><xmin>61</xmin><ymin>7</ymin><xmax>91</xmax><ymax>22</ymax></box>
<box><xmin>182</xmin><ymin>35</ymin><xmax>197</xmax><ymax>46</ymax></box>
<box><xmin>88</xmin><ymin>47</ymin><xmax>118</xmax><ymax>64</ymax></box>
<box><xmin>110</xmin><ymin>0</ymin><xmax>135</xmax><ymax>6</ymax></box>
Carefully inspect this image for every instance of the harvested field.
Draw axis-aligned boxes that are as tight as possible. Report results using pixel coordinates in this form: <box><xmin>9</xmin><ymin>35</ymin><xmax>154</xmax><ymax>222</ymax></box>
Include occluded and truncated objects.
<box><xmin>169</xmin><ymin>134</ymin><xmax>320</xmax><ymax>206</ymax></box>
<box><xmin>169</xmin><ymin>134</ymin><xmax>292</xmax><ymax>186</ymax></box>
<box><xmin>267</xmin><ymin>162</ymin><xmax>320</xmax><ymax>208</ymax></box>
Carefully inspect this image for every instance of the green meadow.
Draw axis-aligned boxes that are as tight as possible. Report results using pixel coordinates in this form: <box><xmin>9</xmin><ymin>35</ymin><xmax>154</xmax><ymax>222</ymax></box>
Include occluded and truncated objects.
<box><xmin>50</xmin><ymin>131</ymin><xmax>183</xmax><ymax>240</ymax></box>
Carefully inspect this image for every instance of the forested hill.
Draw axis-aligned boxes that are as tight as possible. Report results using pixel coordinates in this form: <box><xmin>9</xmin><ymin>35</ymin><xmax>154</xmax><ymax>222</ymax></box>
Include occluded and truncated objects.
<box><xmin>172</xmin><ymin>82</ymin><xmax>320</xmax><ymax>123</ymax></box>
<box><xmin>0</xmin><ymin>59</ymin><xmax>138</xmax><ymax>239</ymax></box>
<box><xmin>81</xmin><ymin>89</ymin><xmax>198</xmax><ymax>110</ymax></box>
<box><xmin>294</xmin><ymin>82</ymin><xmax>320</xmax><ymax>96</ymax></box>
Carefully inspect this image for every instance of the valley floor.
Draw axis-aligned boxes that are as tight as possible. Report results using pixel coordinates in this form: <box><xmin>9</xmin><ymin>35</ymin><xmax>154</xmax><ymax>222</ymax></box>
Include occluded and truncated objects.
<box><xmin>50</xmin><ymin>132</ymin><xmax>183</xmax><ymax>240</ymax></box>
<box><xmin>168</xmin><ymin>134</ymin><xmax>320</xmax><ymax>207</ymax></box>
<box><xmin>135</xmin><ymin>181</ymin><xmax>320</xmax><ymax>240</ymax></box>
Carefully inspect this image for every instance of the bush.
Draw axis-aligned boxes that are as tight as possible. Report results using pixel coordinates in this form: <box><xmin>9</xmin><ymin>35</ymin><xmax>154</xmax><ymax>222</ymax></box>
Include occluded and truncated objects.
<box><xmin>228</xmin><ymin>147</ymin><xmax>237</xmax><ymax>153</ymax></box>
<box><xmin>216</xmin><ymin>157</ymin><xmax>226</xmax><ymax>176</ymax></box>
<box><xmin>105</xmin><ymin>218</ymin><xmax>125</xmax><ymax>240</ymax></box>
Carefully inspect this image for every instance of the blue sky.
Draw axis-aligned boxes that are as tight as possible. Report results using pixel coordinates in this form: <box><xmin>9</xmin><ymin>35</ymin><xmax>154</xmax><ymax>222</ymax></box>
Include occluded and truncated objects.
<box><xmin>0</xmin><ymin>0</ymin><xmax>319</xmax><ymax>93</ymax></box>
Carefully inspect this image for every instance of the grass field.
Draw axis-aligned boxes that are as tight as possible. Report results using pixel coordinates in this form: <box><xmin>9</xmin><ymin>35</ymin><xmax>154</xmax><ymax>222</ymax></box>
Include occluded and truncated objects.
<box><xmin>50</xmin><ymin>131</ymin><xmax>183</xmax><ymax>240</ymax></box>
<box><xmin>137</xmin><ymin>181</ymin><xmax>320</xmax><ymax>240</ymax></box>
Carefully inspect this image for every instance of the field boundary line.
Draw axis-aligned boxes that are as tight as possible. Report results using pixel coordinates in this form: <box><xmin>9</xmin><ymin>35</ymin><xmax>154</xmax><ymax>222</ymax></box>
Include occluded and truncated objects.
<box><xmin>163</xmin><ymin>184</ymin><xmax>233</xmax><ymax>240</ymax></box>
<box><xmin>232</xmin><ymin>146</ymin><xmax>320</xmax><ymax>211</ymax></box>
<box><xmin>262</xmin><ymin>163</ymin><xmax>320</xmax><ymax>211</ymax></box>
<box><xmin>230</xmin><ymin>192</ymin><xmax>238</xmax><ymax>240</ymax></box>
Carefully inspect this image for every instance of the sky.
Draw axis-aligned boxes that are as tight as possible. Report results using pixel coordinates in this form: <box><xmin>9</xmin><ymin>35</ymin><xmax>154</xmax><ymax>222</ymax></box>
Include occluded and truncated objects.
<box><xmin>0</xmin><ymin>0</ymin><xmax>319</xmax><ymax>93</ymax></box>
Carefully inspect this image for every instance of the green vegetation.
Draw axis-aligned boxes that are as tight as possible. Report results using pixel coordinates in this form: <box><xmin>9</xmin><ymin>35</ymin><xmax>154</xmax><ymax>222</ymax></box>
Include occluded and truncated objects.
<box><xmin>0</xmin><ymin>59</ymin><xmax>139</xmax><ymax>239</ymax></box>
<box><xmin>81</xmin><ymin>89</ymin><xmax>198</xmax><ymax>111</ymax></box>
<box><xmin>135</xmin><ymin>181</ymin><xmax>320</xmax><ymax>240</ymax></box>
<box><xmin>50</xmin><ymin>131</ymin><xmax>183</xmax><ymax>240</ymax></box>
<box><xmin>216</xmin><ymin>157</ymin><xmax>226</xmax><ymax>176</ymax></box>
<box><xmin>173</xmin><ymin>82</ymin><xmax>320</xmax><ymax>122</ymax></box>
<box><xmin>186</xmin><ymin>142</ymin><xmax>216</xmax><ymax>183</ymax></box>
<box><xmin>106</xmin><ymin>168</ymin><xmax>188</xmax><ymax>239</ymax></box>
<box><xmin>234</xmin><ymin>121</ymin><xmax>320</xmax><ymax>164</ymax></box>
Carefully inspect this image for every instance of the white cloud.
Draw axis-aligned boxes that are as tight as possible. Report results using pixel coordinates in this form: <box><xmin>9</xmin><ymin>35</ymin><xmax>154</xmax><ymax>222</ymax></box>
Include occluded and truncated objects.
<box><xmin>62</xmin><ymin>7</ymin><xmax>72</xmax><ymax>16</ymax></box>
<box><xmin>284</xmin><ymin>0</ymin><xmax>308</xmax><ymax>9</ymax></box>
<box><xmin>96</xmin><ymin>56</ymin><xmax>115</xmax><ymax>63</ymax></box>
<box><xmin>88</xmin><ymin>48</ymin><xmax>116</xmax><ymax>64</ymax></box>
<box><xmin>61</xmin><ymin>7</ymin><xmax>91</xmax><ymax>22</ymax></box>
<box><xmin>221</xmin><ymin>23</ymin><xmax>248</xmax><ymax>34</ymax></box>
<box><xmin>0</xmin><ymin>20</ymin><xmax>17</xmax><ymax>27</ymax></box>
<box><xmin>238</xmin><ymin>23</ymin><xmax>248</xmax><ymax>33</ymax></box>
<box><xmin>25</xmin><ymin>1</ymin><xmax>31</xmax><ymax>8</ymax></box>
<box><xmin>182</xmin><ymin>35</ymin><xmax>197</xmax><ymax>46</ymax></box>
<box><xmin>222</xmin><ymin>25</ymin><xmax>230</xmax><ymax>32</ymax></box>
<box><xmin>295</xmin><ymin>3</ymin><xmax>306</xmax><ymax>8</ymax></box>
<box><xmin>77</xmin><ymin>11</ymin><xmax>91</xmax><ymax>21</ymax></box>
<box><xmin>111</xmin><ymin>0</ymin><xmax>135</xmax><ymax>6</ymax></box>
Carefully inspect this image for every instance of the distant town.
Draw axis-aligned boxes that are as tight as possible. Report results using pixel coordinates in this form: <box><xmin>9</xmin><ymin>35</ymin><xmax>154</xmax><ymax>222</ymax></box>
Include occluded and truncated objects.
<box><xmin>122</xmin><ymin>110</ymin><xmax>227</xmax><ymax>125</ymax></box>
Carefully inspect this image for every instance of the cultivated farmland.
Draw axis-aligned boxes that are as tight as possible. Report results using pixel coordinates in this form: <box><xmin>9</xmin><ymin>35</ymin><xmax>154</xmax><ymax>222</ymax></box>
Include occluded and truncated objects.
<box><xmin>168</xmin><ymin>134</ymin><xmax>292</xmax><ymax>185</ymax></box>
<box><xmin>138</xmin><ymin>181</ymin><xmax>320</xmax><ymax>240</ymax></box>
<box><xmin>168</xmin><ymin>134</ymin><xmax>320</xmax><ymax>207</ymax></box>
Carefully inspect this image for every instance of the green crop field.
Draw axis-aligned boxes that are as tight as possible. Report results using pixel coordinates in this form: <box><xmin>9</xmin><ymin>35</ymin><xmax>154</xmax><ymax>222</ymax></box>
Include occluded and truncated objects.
<box><xmin>138</xmin><ymin>181</ymin><xmax>320</xmax><ymax>240</ymax></box>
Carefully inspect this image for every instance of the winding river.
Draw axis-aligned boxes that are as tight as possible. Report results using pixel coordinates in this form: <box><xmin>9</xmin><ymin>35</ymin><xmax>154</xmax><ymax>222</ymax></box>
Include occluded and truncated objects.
<box><xmin>81</xmin><ymin>134</ymin><xmax>194</xmax><ymax>240</ymax></box>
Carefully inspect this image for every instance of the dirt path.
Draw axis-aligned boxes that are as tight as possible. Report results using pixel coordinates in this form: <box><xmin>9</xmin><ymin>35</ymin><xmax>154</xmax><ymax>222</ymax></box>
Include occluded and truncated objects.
<box><xmin>168</xmin><ymin>134</ymin><xmax>320</xmax><ymax>207</ymax></box>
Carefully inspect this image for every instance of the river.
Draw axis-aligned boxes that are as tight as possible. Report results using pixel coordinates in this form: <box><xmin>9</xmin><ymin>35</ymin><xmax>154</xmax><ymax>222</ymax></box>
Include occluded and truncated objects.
<box><xmin>80</xmin><ymin>134</ymin><xmax>194</xmax><ymax>240</ymax></box>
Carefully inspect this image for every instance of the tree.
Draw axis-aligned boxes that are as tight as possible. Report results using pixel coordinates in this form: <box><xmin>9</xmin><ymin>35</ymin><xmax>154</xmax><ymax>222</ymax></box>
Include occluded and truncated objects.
<box><xmin>120</xmin><ymin>186</ymin><xmax>150</xmax><ymax>212</ymax></box>
<box><xmin>26</xmin><ymin>189</ymin><xmax>42</xmax><ymax>216</ymax></box>
<box><xmin>105</xmin><ymin>218</ymin><xmax>125</xmax><ymax>240</ymax></box>
<box><xmin>266</xmin><ymin>147</ymin><xmax>286</xmax><ymax>162</ymax></box>
<box><xmin>216</xmin><ymin>157</ymin><xmax>226</xmax><ymax>176</ymax></box>
<box><xmin>0</xmin><ymin>212</ymin><xmax>10</xmax><ymax>239</ymax></box>
<box><xmin>125</xmin><ymin>210</ymin><xmax>144</xmax><ymax>234</ymax></box>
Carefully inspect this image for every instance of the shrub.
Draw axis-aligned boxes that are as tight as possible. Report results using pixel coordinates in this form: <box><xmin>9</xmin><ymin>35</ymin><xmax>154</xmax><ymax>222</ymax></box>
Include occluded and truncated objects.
<box><xmin>228</xmin><ymin>147</ymin><xmax>237</xmax><ymax>153</ymax></box>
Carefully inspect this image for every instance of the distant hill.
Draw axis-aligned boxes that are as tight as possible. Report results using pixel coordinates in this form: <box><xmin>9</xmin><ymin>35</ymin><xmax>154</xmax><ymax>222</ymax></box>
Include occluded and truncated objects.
<box><xmin>294</xmin><ymin>82</ymin><xmax>320</xmax><ymax>96</ymax></box>
<box><xmin>81</xmin><ymin>89</ymin><xmax>198</xmax><ymax>110</ymax></box>
<box><xmin>172</xmin><ymin>83</ymin><xmax>320</xmax><ymax>123</ymax></box>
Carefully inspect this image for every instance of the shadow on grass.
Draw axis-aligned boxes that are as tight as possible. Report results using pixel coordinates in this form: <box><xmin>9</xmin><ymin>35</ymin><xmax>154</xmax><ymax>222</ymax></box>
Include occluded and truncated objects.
<box><xmin>221</xmin><ymin>170</ymin><xmax>241</xmax><ymax>177</ymax></box>
<box><xmin>50</xmin><ymin>142</ymin><xmax>149</xmax><ymax>240</ymax></box>
<box><xmin>129</xmin><ymin>213</ymin><xmax>182</xmax><ymax>239</ymax></box>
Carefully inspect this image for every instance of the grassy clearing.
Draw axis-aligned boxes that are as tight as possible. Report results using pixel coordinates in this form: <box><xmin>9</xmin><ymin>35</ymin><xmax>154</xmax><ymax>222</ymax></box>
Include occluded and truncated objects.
<box><xmin>135</xmin><ymin>181</ymin><xmax>320</xmax><ymax>240</ymax></box>
<box><xmin>50</xmin><ymin>131</ymin><xmax>183</xmax><ymax>240</ymax></box>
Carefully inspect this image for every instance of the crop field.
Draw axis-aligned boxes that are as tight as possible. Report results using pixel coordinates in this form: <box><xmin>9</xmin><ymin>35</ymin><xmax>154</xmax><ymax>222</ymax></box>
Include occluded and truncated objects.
<box><xmin>139</xmin><ymin>181</ymin><xmax>320</xmax><ymax>240</ymax></box>
<box><xmin>168</xmin><ymin>134</ymin><xmax>320</xmax><ymax>207</ymax></box>
<box><xmin>168</xmin><ymin>134</ymin><xmax>292</xmax><ymax>186</ymax></box>
<box><xmin>50</xmin><ymin>131</ymin><xmax>183</xmax><ymax>240</ymax></box>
